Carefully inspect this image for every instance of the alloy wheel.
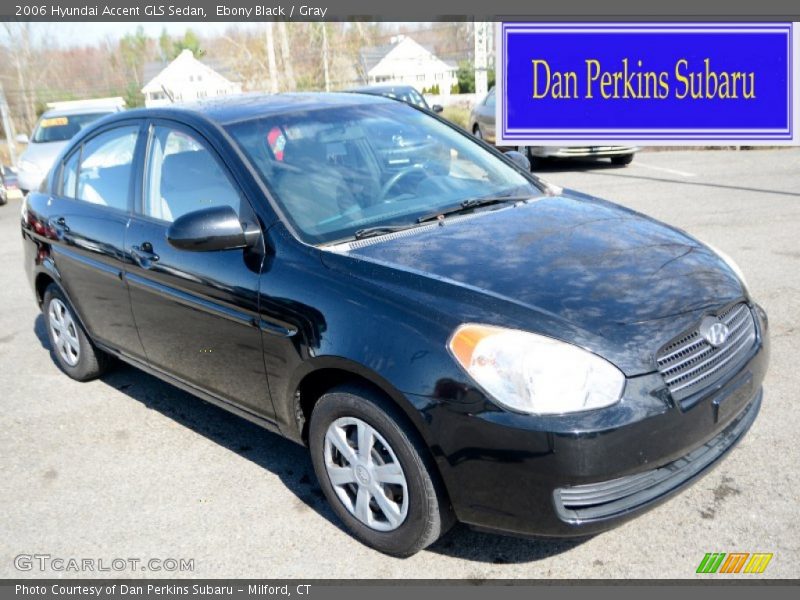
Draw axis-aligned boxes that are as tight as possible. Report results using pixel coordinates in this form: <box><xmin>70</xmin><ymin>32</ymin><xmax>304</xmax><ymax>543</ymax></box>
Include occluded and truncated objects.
<box><xmin>49</xmin><ymin>298</ymin><xmax>80</xmax><ymax>367</ymax></box>
<box><xmin>323</xmin><ymin>416</ymin><xmax>409</xmax><ymax>531</ymax></box>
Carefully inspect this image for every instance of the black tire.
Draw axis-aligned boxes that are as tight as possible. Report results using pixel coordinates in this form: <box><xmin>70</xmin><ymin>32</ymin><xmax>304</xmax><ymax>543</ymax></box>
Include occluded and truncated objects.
<box><xmin>611</xmin><ymin>154</ymin><xmax>634</xmax><ymax>166</ymax></box>
<box><xmin>526</xmin><ymin>149</ymin><xmax>548</xmax><ymax>170</ymax></box>
<box><xmin>473</xmin><ymin>125</ymin><xmax>483</xmax><ymax>139</ymax></box>
<box><xmin>309</xmin><ymin>384</ymin><xmax>454</xmax><ymax>557</ymax></box>
<box><xmin>43</xmin><ymin>284</ymin><xmax>110</xmax><ymax>381</ymax></box>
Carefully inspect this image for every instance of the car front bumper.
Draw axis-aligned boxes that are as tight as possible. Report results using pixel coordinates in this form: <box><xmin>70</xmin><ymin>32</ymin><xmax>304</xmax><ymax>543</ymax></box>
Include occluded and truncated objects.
<box><xmin>416</xmin><ymin>304</ymin><xmax>769</xmax><ymax>538</ymax></box>
<box><xmin>530</xmin><ymin>146</ymin><xmax>639</xmax><ymax>159</ymax></box>
<box><xmin>16</xmin><ymin>167</ymin><xmax>44</xmax><ymax>193</ymax></box>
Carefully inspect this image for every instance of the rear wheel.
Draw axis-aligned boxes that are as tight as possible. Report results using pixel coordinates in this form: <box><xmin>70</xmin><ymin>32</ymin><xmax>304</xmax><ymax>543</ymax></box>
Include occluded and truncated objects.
<box><xmin>309</xmin><ymin>385</ymin><xmax>453</xmax><ymax>556</ymax></box>
<box><xmin>43</xmin><ymin>284</ymin><xmax>110</xmax><ymax>381</ymax></box>
<box><xmin>473</xmin><ymin>125</ymin><xmax>483</xmax><ymax>140</ymax></box>
<box><xmin>611</xmin><ymin>154</ymin><xmax>634</xmax><ymax>166</ymax></box>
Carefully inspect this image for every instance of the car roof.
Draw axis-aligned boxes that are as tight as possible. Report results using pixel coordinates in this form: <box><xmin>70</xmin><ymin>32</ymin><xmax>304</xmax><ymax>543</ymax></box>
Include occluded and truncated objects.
<box><xmin>120</xmin><ymin>92</ymin><xmax>394</xmax><ymax>127</ymax></box>
<box><xmin>349</xmin><ymin>85</ymin><xmax>417</xmax><ymax>94</ymax></box>
<box><xmin>40</xmin><ymin>106</ymin><xmax>121</xmax><ymax>118</ymax></box>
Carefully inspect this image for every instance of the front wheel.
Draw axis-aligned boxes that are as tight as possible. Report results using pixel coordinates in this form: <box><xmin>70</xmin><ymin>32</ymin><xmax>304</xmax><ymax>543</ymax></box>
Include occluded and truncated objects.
<box><xmin>309</xmin><ymin>385</ymin><xmax>453</xmax><ymax>557</ymax></box>
<box><xmin>611</xmin><ymin>154</ymin><xmax>634</xmax><ymax>166</ymax></box>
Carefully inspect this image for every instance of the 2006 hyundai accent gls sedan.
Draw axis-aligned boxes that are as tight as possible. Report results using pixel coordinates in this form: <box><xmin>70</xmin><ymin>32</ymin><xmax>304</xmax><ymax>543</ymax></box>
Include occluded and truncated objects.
<box><xmin>21</xmin><ymin>93</ymin><xmax>769</xmax><ymax>557</ymax></box>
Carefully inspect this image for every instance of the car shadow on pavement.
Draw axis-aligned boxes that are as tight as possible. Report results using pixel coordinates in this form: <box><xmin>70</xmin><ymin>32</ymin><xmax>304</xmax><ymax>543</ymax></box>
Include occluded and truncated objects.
<box><xmin>531</xmin><ymin>157</ymin><xmax>625</xmax><ymax>172</ymax></box>
<box><xmin>34</xmin><ymin>314</ymin><xmax>589</xmax><ymax>563</ymax></box>
<box><xmin>584</xmin><ymin>169</ymin><xmax>800</xmax><ymax>198</ymax></box>
<box><xmin>427</xmin><ymin>525</ymin><xmax>588</xmax><ymax>563</ymax></box>
<box><xmin>33</xmin><ymin>315</ymin><xmax>346</xmax><ymax>535</ymax></box>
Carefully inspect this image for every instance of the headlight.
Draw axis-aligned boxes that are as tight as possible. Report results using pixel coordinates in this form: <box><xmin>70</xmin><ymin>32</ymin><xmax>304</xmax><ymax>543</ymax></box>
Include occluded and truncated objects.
<box><xmin>702</xmin><ymin>241</ymin><xmax>749</xmax><ymax>295</ymax></box>
<box><xmin>448</xmin><ymin>324</ymin><xmax>625</xmax><ymax>415</ymax></box>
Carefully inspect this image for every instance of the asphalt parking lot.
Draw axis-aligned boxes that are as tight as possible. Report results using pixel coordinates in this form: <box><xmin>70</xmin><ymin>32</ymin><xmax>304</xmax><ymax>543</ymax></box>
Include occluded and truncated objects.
<box><xmin>1</xmin><ymin>148</ymin><xmax>798</xmax><ymax>579</ymax></box>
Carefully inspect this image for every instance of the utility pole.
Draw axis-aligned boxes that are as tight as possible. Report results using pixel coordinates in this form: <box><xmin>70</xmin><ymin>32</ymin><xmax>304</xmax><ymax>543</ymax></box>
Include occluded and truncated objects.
<box><xmin>320</xmin><ymin>24</ymin><xmax>331</xmax><ymax>92</ymax></box>
<box><xmin>0</xmin><ymin>80</ymin><xmax>18</xmax><ymax>166</ymax></box>
<box><xmin>265</xmin><ymin>22</ymin><xmax>279</xmax><ymax>93</ymax></box>
<box><xmin>474</xmin><ymin>21</ymin><xmax>489</xmax><ymax>96</ymax></box>
<box><xmin>277</xmin><ymin>22</ymin><xmax>296</xmax><ymax>92</ymax></box>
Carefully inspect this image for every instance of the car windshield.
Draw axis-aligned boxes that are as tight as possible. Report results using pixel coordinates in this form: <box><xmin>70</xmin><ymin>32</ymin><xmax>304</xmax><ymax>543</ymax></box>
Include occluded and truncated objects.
<box><xmin>31</xmin><ymin>112</ymin><xmax>111</xmax><ymax>143</ymax></box>
<box><xmin>227</xmin><ymin>101</ymin><xmax>541</xmax><ymax>245</ymax></box>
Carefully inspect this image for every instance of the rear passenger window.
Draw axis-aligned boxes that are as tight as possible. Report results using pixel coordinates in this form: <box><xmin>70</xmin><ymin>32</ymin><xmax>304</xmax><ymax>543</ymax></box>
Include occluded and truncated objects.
<box><xmin>60</xmin><ymin>152</ymin><xmax>79</xmax><ymax>197</ymax></box>
<box><xmin>143</xmin><ymin>126</ymin><xmax>241</xmax><ymax>222</ymax></box>
<box><xmin>76</xmin><ymin>126</ymin><xmax>138</xmax><ymax>210</ymax></box>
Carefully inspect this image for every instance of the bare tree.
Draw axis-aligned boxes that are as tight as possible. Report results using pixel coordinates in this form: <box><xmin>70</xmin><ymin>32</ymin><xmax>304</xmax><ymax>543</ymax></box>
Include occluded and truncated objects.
<box><xmin>2</xmin><ymin>23</ymin><xmax>36</xmax><ymax>131</ymax></box>
<box><xmin>277</xmin><ymin>22</ymin><xmax>296</xmax><ymax>92</ymax></box>
<box><xmin>320</xmin><ymin>23</ymin><xmax>330</xmax><ymax>92</ymax></box>
<box><xmin>220</xmin><ymin>29</ymin><xmax>270</xmax><ymax>91</ymax></box>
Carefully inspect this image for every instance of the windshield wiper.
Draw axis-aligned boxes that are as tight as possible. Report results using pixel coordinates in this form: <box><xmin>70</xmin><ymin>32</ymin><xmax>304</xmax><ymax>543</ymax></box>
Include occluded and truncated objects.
<box><xmin>417</xmin><ymin>195</ymin><xmax>532</xmax><ymax>224</ymax></box>
<box><xmin>353</xmin><ymin>224</ymin><xmax>418</xmax><ymax>240</ymax></box>
<box><xmin>353</xmin><ymin>194</ymin><xmax>535</xmax><ymax>240</ymax></box>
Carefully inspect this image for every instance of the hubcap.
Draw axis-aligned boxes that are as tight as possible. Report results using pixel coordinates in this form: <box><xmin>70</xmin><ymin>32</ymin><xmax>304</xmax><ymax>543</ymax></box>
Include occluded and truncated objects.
<box><xmin>323</xmin><ymin>417</ymin><xmax>409</xmax><ymax>532</ymax></box>
<box><xmin>48</xmin><ymin>298</ymin><xmax>80</xmax><ymax>367</ymax></box>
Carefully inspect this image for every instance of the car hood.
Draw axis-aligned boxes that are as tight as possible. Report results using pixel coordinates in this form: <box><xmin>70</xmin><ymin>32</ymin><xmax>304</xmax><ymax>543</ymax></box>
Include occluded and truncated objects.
<box><xmin>321</xmin><ymin>192</ymin><xmax>745</xmax><ymax>375</ymax></box>
<box><xmin>19</xmin><ymin>140</ymin><xmax>67</xmax><ymax>171</ymax></box>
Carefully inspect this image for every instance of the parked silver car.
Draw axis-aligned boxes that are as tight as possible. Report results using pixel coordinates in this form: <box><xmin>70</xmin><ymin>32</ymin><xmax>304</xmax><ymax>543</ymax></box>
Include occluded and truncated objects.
<box><xmin>469</xmin><ymin>88</ymin><xmax>638</xmax><ymax>166</ymax></box>
<box><xmin>16</xmin><ymin>103</ymin><xmax>123</xmax><ymax>193</ymax></box>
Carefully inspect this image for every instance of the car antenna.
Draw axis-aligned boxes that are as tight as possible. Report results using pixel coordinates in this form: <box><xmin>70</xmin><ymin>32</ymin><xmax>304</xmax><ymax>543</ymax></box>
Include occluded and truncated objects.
<box><xmin>161</xmin><ymin>84</ymin><xmax>175</xmax><ymax>104</ymax></box>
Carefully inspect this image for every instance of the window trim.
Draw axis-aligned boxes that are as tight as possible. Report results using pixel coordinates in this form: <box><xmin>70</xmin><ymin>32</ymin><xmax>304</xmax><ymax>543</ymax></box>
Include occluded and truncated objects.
<box><xmin>136</xmin><ymin>119</ymin><xmax>253</xmax><ymax>227</ymax></box>
<box><xmin>53</xmin><ymin>119</ymin><xmax>146</xmax><ymax>215</ymax></box>
<box><xmin>57</xmin><ymin>147</ymin><xmax>82</xmax><ymax>198</ymax></box>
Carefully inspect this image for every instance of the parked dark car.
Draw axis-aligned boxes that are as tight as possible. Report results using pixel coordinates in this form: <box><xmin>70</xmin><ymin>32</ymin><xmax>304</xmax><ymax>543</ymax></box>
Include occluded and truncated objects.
<box><xmin>0</xmin><ymin>167</ymin><xmax>8</xmax><ymax>205</ymax></box>
<box><xmin>21</xmin><ymin>94</ymin><xmax>768</xmax><ymax>557</ymax></box>
<box><xmin>470</xmin><ymin>88</ymin><xmax>638</xmax><ymax>166</ymax></box>
<box><xmin>1</xmin><ymin>165</ymin><xmax>22</xmax><ymax>205</ymax></box>
<box><xmin>349</xmin><ymin>84</ymin><xmax>443</xmax><ymax>113</ymax></box>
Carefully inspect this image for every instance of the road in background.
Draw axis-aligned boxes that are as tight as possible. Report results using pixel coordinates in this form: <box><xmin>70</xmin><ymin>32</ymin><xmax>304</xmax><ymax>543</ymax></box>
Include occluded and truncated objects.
<box><xmin>1</xmin><ymin>149</ymin><xmax>798</xmax><ymax>578</ymax></box>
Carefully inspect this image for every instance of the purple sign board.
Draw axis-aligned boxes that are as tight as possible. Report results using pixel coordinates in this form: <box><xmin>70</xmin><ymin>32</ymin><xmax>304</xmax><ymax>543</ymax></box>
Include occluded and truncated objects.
<box><xmin>497</xmin><ymin>22</ymin><xmax>798</xmax><ymax>145</ymax></box>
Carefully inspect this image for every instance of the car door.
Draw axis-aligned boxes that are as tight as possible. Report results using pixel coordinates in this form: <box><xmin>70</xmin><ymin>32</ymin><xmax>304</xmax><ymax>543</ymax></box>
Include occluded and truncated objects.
<box><xmin>124</xmin><ymin>121</ymin><xmax>273</xmax><ymax>418</ymax></box>
<box><xmin>46</xmin><ymin>122</ymin><xmax>146</xmax><ymax>360</ymax></box>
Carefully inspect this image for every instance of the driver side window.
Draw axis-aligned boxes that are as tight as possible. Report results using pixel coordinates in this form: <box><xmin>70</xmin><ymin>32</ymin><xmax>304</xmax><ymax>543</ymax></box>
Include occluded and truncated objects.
<box><xmin>143</xmin><ymin>125</ymin><xmax>242</xmax><ymax>223</ymax></box>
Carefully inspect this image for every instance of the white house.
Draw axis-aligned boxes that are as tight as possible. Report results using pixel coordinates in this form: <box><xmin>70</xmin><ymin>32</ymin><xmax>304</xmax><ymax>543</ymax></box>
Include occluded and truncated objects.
<box><xmin>359</xmin><ymin>35</ymin><xmax>457</xmax><ymax>95</ymax></box>
<box><xmin>141</xmin><ymin>49</ymin><xmax>242</xmax><ymax>107</ymax></box>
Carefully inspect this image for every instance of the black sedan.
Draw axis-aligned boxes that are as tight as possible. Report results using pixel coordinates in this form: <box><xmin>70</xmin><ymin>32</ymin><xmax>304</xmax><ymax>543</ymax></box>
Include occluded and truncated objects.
<box><xmin>1</xmin><ymin>165</ymin><xmax>21</xmax><ymax>205</ymax></box>
<box><xmin>349</xmin><ymin>84</ymin><xmax>444</xmax><ymax>113</ymax></box>
<box><xmin>21</xmin><ymin>93</ymin><xmax>768</xmax><ymax>557</ymax></box>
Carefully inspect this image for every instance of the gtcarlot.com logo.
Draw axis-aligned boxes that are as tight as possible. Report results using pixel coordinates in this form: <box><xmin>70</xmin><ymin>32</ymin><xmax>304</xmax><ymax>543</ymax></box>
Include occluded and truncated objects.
<box><xmin>696</xmin><ymin>552</ymin><xmax>773</xmax><ymax>574</ymax></box>
<box><xmin>14</xmin><ymin>554</ymin><xmax>195</xmax><ymax>573</ymax></box>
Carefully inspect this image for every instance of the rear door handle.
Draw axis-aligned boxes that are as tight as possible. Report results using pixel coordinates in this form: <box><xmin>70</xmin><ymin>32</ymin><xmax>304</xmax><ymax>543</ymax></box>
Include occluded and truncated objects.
<box><xmin>49</xmin><ymin>216</ymin><xmax>69</xmax><ymax>235</ymax></box>
<box><xmin>131</xmin><ymin>242</ymin><xmax>160</xmax><ymax>268</ymax></box>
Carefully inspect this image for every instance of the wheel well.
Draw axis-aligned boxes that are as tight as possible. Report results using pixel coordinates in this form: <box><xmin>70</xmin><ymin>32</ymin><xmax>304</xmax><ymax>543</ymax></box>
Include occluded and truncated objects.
<box><xmin>294</xmin><ymin>367</ymin><xmax>453</xmax><ymax>510</ymax></box>
<box><xmin>295</xmin><ymin>368</ymin><xmax>390</xmax><ymax>444</ymax></box>
<box><xmin>35</xmin><ymin>273</ymin><xmax>55</xmax><ymax>306</ymax></box>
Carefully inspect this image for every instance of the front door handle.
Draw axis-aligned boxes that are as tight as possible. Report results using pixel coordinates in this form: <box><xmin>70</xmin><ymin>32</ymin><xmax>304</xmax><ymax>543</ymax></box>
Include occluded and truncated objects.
<box><xmin>131</xmin><ymin>242</ymin><xmax>160</xmax><ymax>268</ymax></box>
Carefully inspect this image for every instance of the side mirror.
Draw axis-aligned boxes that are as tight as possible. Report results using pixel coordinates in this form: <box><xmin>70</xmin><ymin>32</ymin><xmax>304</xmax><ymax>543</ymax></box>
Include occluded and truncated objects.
<box><xmin>15</xmin><ymin>134</ymin><xmax>29</xmax><ymax>144</ymax></box>
<box><xmin>504</xmin><ymin>150</ymin><xmax>531</xmax><ymax>172</ymax></box>
<box><xmin>431</xmin><ymin>104</ymin><xmax>444</xmax><ymax>114</ymax></box>
<box><xmin>167</xmin><ymin>205</ymin><xmax>259</xmax><ymax>252</ymax></box>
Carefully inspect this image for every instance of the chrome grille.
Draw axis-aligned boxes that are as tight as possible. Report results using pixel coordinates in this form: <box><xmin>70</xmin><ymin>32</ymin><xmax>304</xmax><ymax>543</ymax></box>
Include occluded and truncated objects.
<box><xmin>656</xmin><ymin>303</ymin><xmax>756</xmax><ymax>403</ymax></box>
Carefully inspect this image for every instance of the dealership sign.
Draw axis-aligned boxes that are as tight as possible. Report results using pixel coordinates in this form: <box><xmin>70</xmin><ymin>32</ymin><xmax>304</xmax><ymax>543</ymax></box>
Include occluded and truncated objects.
<box><xmin>496</xmin><ymin>22</ymin><xmax>799</xmax><ymax>145</ymax></box>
